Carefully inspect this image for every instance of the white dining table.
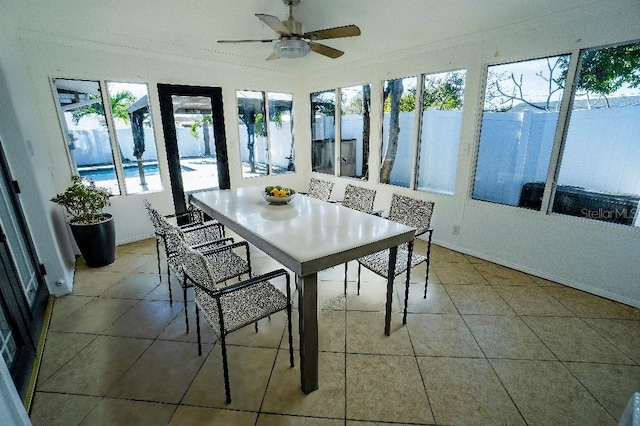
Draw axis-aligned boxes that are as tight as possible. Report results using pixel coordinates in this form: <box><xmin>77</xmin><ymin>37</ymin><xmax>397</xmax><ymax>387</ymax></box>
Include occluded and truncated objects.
<box><xmin>190</xmin><ymin>186</ymin><xmax>415</xmax><ymax>394</ymax></box>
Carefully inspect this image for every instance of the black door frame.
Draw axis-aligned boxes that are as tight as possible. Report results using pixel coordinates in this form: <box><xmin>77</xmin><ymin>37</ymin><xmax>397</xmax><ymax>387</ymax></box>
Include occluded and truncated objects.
<box><xmin>157</xmin><ymin>84</ymin><xmax>230</xmax><ymax>220</ymax></box>
<box><xmin>0</xmin><ymin>140</ymin><xmax>48</xmax><ymax>398</ymax></box>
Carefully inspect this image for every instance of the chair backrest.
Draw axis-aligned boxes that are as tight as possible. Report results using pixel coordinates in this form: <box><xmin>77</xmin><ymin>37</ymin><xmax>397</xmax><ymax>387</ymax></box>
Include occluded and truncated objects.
<box><xmin>342</xmin><ymin>184</ymin><xmax>376</xmax><ymax>213</ymax></box>
<box><xmin>307</xmin><ymin>178</ymin><xmax>334</xmax><ymax>201</ymax></box>
<box><xmin>161</xmin><ymin>220</ymin><xmax>186</xmax><ymax>255</ymax></box>
<box><xmin>144</xmin><ymin>200</ymin><xmax>164</xmax><ymax>235</ymax></box>
<box><xmin>388</xmin><ymin>194</ymin><xmax>435</xmax><ymax>231</ymax></box>
<box><xmin>186</xmin><ymin>204</ymin><xmax>205</xmax><ymax>224</ymax></box>
<box><xmin>181</xmin><ymin>246</ymin><xmax>224</xmax><ymax>336</ymax></box>
<box><xmin>163</xmin><ymin>224</ymin><xmax>187</xmax><ymax>277</ymax></box>
<box><xmin>181</xmin><ymin>245</ymin><xmax>219</xmax><ymax>294</ymax></box>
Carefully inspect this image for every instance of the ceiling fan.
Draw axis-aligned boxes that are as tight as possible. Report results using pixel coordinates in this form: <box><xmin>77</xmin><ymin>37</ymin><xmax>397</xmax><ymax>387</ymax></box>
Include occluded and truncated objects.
<box><xmin>217</xmin><ymin>0</ymin><xmax>361</xmax><ymax>60</ymax></box>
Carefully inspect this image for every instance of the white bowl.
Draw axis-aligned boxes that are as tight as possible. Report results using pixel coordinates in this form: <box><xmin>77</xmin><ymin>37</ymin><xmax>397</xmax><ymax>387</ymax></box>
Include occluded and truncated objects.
<box><xmin>263</xmin><ymin>190</ymin><xmax>296</xmax><ymax>205</ymax></box>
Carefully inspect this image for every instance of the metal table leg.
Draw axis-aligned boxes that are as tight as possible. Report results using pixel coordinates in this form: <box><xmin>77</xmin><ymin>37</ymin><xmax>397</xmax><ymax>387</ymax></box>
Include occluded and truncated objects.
<box><xmin>384</xmin><ymin>246</ymin><xmax>398</xmax><ymax>336</ymax></box>
<box><xmin>298</xmin><ymin>272</ymin><xmax>319</xmax><ymax>393</ymax></box>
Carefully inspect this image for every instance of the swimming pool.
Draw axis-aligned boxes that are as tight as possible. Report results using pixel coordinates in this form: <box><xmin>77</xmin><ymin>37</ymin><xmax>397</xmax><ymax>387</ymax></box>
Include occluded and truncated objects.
<box><xmin>79</xmin><ymin>163</ymin><xmax>193</xmax><ymax>182</ymax></box>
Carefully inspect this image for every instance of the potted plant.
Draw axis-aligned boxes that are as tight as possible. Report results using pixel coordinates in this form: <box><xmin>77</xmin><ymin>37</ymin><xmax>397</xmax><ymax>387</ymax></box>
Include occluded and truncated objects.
<box><xmin>51</xmin><ymin>175</ymin><xmax>116</xmax><ymax>267</ymax></box>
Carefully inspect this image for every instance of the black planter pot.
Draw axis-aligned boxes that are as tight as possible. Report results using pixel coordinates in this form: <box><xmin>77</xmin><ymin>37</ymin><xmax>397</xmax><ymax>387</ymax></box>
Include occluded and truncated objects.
<box><xmin>70</xmin><ymin>214</ymin><xmax>116</xmax><ymax>267</ymax></box>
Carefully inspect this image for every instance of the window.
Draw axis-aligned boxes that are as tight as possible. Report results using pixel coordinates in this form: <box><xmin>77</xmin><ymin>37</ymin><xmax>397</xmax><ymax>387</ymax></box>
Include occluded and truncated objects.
<box><xmin>268</xmin><ymin>92</ymin><xmax>295</xmax><ymax>175</ymax></box>
<box><xmin>417</xmin><ymin>70</ymin><xmax>466</xmax><ymax>195</ymax></box>
<box><xmin>380</xmin><ymin>76</ymin><xmax>418</xmax><ymax>187</ymax></box>
<box><xmin>472</xmin><ymin>41</ymin><xmax>640</xmax><ymax>227</ymax></box>
<box><xmin>310</xmin><ymin>86</ymin><xmax>371</xmax><ymax>179</ymax></box>
<box><xmin>53</xmin><ymin>79</ymin><xmax>161</xmax><ymax>195</ymax></box>
<box><xmin>377</xmin><ymin>71</ymin><xmax>465</xmax><ymax>192</ymax></box>
<box><xmin>553</xmin><ymin>41</ymin><xmax>640</xmax><ymax>226</ymax></box>
<box><xmin>169</xmin><ymin>94</ymin><xmax>219</xmax><ymax>193</ymax></box>
<box><xmin>473</xmin><ymin>55</ymin><xmax>570</xmax><ymax>207</ymax></box>
<box><xmin>237</xmin><ymin>91</ymin><xmax>267</xmax><ymax>178</ymax></box>
<box><xmin>311</xmin><ymin>90</ymin><xmax>336</xmax><ymax>175</ymax></box>
<box><xmin>237</xmin><ymin>91</ymin><xmax>294</xmax><ymax>178</ymax></box>
<box><xmin>340</xmin><ymin>84</ymin><xmax>371</xmax><ymax>180</ymax></box>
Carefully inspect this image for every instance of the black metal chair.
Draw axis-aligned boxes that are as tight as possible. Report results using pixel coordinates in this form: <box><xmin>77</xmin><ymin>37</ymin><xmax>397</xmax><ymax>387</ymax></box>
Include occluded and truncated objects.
<box><xmin>145</xmin><ymin>200</ymin><xmax>250</xmax><ymax>331</ymax></box>
<box><xmin>179</xmin><ymin>243</ymin><xmax>294</xmax><ymax>404</ymax></box>
<box><xmin>162</xmin><ymin>220</ymin><xmax>252</xmax><ymax>332</ymax></box>
<box><xmin>340</xmin><ymin>184</ymin><xmax>379</xmax><ymax>294</ymax></box>
<box><xmin>144</xmin><ymin>199</ymin><xmax>227</xmax><ymax>297</ymax></box>
<box><xmin>355</xmin><ymin>194</ymin><xmax>434</xmax><ymax>324</ymax></box>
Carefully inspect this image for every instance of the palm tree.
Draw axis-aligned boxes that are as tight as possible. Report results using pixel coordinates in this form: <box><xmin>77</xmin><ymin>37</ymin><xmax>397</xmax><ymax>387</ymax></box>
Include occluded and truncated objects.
<box><xmin>72</xmin><ymin>90</ymin><xmax>149</xmax><ymax>189</ymax></box>
<box><xmin>72</xmin><ymin>91</ymin><xmax>135</xmax><ymax>124</ymax></box>
<box><xmin>189</xmin><ymin>114</ymin><xmax>213</xmax><ymax>157</ymax></box>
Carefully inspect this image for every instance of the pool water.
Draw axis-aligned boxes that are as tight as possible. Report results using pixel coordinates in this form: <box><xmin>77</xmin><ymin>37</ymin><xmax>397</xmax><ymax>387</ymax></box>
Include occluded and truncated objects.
<box><xmin>79</xmin><ymin>163</ymin><xmax>192</xmax><ymax>181</ymax></box>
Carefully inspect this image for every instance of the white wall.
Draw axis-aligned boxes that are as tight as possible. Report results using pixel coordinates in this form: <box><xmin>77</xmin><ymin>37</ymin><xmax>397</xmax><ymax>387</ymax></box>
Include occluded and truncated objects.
<box><xmin>15</xmin><ymin>39</ymin><xmax>308</xmax><ymax>246</ymax></box>
<box><xmin>0</xmin><ymin>14</ymin><xmax>75</xmax><ymax>297</ymax></box>
<box><xmin>2</xmin><ymin>0</ymin><xmax>639</xmax><ymax>311</ymax></box>
<box><xmin>299</xmin><ymin>1</ymin><xmax>640</xmax><ymax>307</ymax></box>
<box><xmin>1</xmin><ymin>1</ymin><xmax>638</xmax><ymax>421</ymax></box>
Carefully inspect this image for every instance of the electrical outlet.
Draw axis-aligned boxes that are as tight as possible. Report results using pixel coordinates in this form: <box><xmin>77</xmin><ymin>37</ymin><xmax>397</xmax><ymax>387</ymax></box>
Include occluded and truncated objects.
<box><xmin>452</xmin><ymin>225</ymin><xmax>460</xmax><ymax>235</ymax></box>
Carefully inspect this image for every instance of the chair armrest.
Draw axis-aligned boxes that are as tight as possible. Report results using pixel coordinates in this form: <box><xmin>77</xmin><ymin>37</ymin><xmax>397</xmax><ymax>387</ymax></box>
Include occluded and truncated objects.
<box><xmin>191</xmin><ymin>268</ymin><xmax>290</xmax><ymax>299</ymax></box>
<box><xmin>181</xmin><ymin>221</ymin><xmax>225</xmax><ymax>240</ymax></box>
<box><xmin>416</xmin><ymin>227</ymin><xmax>433</xmax><ymax>237</ymax></box>
<box><xmin>200</xmin><ymin>240</ymin><xmax>250</xmax><ymax>258</ymax></box>
<box><xmin>191</xmin><ymin>237</ymin><xmax>235</xmax><ymax>251</ymax></box>
<box><xmin>165</xmin><ymin>211</ymin><xmax>202</xmax><ymax>226</ymax></box>
<box><xmin>179</xmin><ymin>221</ymin><xmax>204</xmax><ymax>232</ymax></box>
<box><xmin>181</xmin><ymin>221</ymin><xmax>223</xmax><ymax>233</ymax></box>
<box><xmin>216</xmin><ymin>269</ymin><xmax>290</xmax><ymax>297</ymax></box>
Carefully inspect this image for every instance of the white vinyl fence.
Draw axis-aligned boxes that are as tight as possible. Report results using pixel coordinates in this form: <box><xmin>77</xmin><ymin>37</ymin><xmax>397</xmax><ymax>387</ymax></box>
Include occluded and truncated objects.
<box><xmin>69</xmin><ymin>107</ymin><xmax>640</xmax><ymax>204</ymax></box>
<box><xmin>238</xmin><ymin>122</ymin><xmax>294</xmax><ymax>170</ymax></box>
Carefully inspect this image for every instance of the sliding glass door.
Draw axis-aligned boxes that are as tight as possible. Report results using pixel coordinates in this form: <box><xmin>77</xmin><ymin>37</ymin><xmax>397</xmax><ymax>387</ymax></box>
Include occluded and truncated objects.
<box><xmin>157</xmin><ymin>84</ymin><xmax>229</xmax><ymax>220</ymax></box>
<box><xmin>0</xmin><ymin>140</ymin><xmax>48</xmax><ymax>399</ymax></box>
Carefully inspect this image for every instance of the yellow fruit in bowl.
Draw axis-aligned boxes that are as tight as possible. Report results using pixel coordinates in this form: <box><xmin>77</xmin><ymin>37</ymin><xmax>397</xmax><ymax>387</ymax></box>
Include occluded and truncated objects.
<box><xmin>265</xmin><ymin>185</ymin><xmax>293</xmax><ymax>199</ymax></box>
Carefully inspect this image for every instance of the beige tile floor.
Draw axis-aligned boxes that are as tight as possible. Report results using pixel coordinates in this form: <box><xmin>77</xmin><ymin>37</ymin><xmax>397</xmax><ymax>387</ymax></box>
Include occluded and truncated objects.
<box><xmin>29</xmin><ymin>237</ymin><xmax>640</xmax><ymax>425</ymax></box>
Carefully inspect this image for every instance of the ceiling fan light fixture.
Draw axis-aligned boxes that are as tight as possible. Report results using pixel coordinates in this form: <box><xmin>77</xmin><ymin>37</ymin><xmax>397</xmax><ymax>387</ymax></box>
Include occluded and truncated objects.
<box><xmin>274</xmin><ymin>39</ymin><xmax>310</xmax><ymax>58</ymax></box>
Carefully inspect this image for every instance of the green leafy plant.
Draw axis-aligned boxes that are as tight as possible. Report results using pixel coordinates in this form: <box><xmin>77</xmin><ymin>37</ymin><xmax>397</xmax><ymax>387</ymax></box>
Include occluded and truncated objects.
<box><xmin>50</xmin><ymin>176</ymin><xmax>111</xmax><ymax>224</ymax></box>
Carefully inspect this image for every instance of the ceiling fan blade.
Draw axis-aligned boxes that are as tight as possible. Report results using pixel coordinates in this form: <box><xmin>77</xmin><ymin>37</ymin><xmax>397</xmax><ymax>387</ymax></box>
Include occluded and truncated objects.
<box><xmin>303</xmin><ymin>24</ymin><xmax>361</xmax><ymax>41</ymax></box>
<box><xmin>266</xmin><ymin>52</ymin><xmax>280</xmax><ymax>61</ymax></box>
<box><xmin>256</xmin><ymin>14</ymin><xmax>292</xmax><ymax>35</ymax></box>
<box><xmin>218</xmin><ymin>39</ymin><xmax>277</xmax><ymax>43</ymax></box>
<box><xmin>308</xmin><ymin>42</ymin><xmax>344</xmax><ymax>59</ymax></box>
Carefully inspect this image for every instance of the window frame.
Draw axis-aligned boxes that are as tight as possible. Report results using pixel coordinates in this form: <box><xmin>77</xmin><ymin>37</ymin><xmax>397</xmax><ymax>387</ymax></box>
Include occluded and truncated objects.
<box><xmin>415</xmin><ymin>69</ymin><xmax>467</xmax><ymax>196</ymax></box>
<box><xmin>339</xmin><ymin>84</ymin><xmax>371</xmax><ymax>180</ymax></box>
<box><xmin>310</xmin><ymin>84</ymin><xmax>372</xmax><ymax>180</ymax></box>
<box><xmin>310</xmin><ymin>88</ymin><xmax>338</xmax><ymax>176</ymax></box>
<box><xmin>51</xmin><ymin>78</ymin><xmax>161</xmax><ymax>197</ymax></box>
<box><xmin>550</xmin><ymin>41</ymin><xmax>640</xmax><ymax>225</ymax></box>
<box><xmin>471</xmin><ymin>39</ymin><xmax>640</xmax><ymax>229</ymax></box>
<box><xmin>237</xmin><ymin>89</ymin><xmax>295</xmax><ymax>179</ymax></box>
<box><xmin>379</xmin><ymin>75</ymin><xmax>420</xmax><ymax>189</ymax></box>
<box><xmin>379</xmin><ymin>69</ymin><xmax>467</xmax><ymax>195</ymax></box>
<box><xmin>471</xmin><ymin>53</ymin><xmax>574</xmax><ymax>209</ymax></box>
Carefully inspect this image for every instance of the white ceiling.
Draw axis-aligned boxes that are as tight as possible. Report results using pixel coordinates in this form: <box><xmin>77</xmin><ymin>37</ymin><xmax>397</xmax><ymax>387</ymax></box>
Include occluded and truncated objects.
<box><xmin>3</xmin><ymin>0</ymin><xmax>599</xmax><ymax>74</ymax></box>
